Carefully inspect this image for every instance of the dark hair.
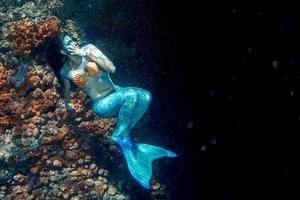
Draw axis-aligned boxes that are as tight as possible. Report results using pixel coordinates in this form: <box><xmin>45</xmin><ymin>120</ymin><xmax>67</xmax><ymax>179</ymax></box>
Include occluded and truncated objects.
<box><xmin>59</xmin><ymin>32</ymin><xmax>76</xmax><ymax>53</ymax></box>
<box><xmin>44</xmin><ymin>34</ymin><xmax>66</xmax><ymax>87</ymax></box>
<box><xmin>43</xmin><ymin>32</ymin><xmax>79</xmax><ymax>90</ymax></box>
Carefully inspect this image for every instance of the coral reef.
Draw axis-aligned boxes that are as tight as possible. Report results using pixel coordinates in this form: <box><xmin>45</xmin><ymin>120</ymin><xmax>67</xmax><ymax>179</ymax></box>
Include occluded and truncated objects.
<box><xmin>0</xmin><ymin>63</ymin><xmax>58</xmax><ymax>129</ymax></box>
<box><xmin>0</xmin><ymin>61</ymin><xmax>128</xmax><ymax>199</ymax></box>
<box><xmin>0</xmin><ymin>62</ymin><xmax>169</xmax><ymax>199</ymax></box>
<box><xmin>0</xmin><ymin>1</ymin><xmax>174</xmax><ymax>199</ymax></box>
<box><xmin>4</xmin><ymin>17</ymin><xmax>59</xmax><ymax>56</ymax></box>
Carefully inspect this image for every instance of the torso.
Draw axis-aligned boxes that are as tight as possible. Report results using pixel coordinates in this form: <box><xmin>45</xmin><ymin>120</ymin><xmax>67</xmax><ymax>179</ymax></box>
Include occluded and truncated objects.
<box><xmin>62</xmin><ymin>56</ymin><xmax>115</xmax><ymax>100</ymax></box>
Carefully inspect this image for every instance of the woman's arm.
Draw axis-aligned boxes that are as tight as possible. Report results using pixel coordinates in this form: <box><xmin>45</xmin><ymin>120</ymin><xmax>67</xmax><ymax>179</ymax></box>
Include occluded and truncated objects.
<box><xmin>67</xmin><ymin>43</ymin><xmax>116</xmax><ymax>73</ymax></box>
<box><xmin>84</xmin><ymin>44</ymin><xmax>116</xmax><ymax>74</ymax></box>
<box><xmin>60</xmin><ymin>67</ymin><xmax>75</xmax><ymax>111</ymax></box>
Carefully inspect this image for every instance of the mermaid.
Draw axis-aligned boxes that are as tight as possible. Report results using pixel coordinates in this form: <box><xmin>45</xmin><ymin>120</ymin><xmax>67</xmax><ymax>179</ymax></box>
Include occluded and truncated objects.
<box><xmin>59</xmin><ymin>34</ymin><xmax>177</xmax><ymax>189</ymax></box>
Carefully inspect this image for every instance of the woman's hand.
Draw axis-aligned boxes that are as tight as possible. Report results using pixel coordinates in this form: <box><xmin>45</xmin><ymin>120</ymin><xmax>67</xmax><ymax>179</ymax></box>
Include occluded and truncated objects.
<box><xmin>68</xmin><ymin>43</ymin><xmax>86</xmax><ymax>57</ymax></box>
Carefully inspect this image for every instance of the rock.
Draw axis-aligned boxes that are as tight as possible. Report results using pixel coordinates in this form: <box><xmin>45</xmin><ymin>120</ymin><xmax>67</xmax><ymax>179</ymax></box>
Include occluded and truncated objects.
<box><xmin>39</xmin><ymin>176</ymin><xmax>48</xmax><ymax>184</ymax></box>
<box><xmin>98</xmin><ymin>176</ymin><xmax>108</xmax><ymax>184</ymax></box>
<box><xmin>63</xmin><ymin>193</ymin><xmax>69</xmax><ymax>199</ymax></box>
<box><xmin>69</xmin><ymin>170</ymin><xmax>80</xmax><ymax>177</ymax></box>
<box><xmin>70</xmin><ymin>141</ymin><xmax>78</xmax><ymax>149</ymax></box>
<box><xmin>89</xmin><ymin>163</ymin><xmax>96</xmax><ymax>170</ymax></box>
<box><xmin>89</xmin><ymin>190</ymin><xmax>98</xmax><ymax>198</ymax></box>
<box><xmin>49</xmin><ymin>170</ymin><xmax>57</xmax><ymax>176</ymax></box>
<box><xmin>57</xmin><ymin>191</ymin><xmax>63</xmax><ymax>197</ymax></box>
<box><xmin>80</xmin><ymin>168</ymin><xmax>89</xmax><ymax>176</ymax></box>
<box><xmin>77</xmin><ymin>158</ymin><xmax>84</xmax><ymax>164</ymax></box>
<box><xmin>98</xmin><ymin>168</ymin><xmax>104</xmax><ymax>175</ymax></box>
<box><xmin>13</xmin><ymin>174</ymin><xmax>25</xmax><ymax>183</ymax></box>
<box><xmin>85</xmin><ymin>178</ymin><xmax>94</xmax><ymax>187</ymax></box>
<box><xmin>46</xmin><ymin>160</ymin><xmax>52</xmax><ymax>165</ymax></box>
<box><xmin>50</xmin><ymin>175</ymin><xmax>57</xmax><ymax>182</ymax></box>
<box><xmin>103</xmin><ymin>170</ymin><xmax>109</xmax><ymax>176</ymax></box>
<box><xmin>59</xmin><ymin>184</ymin><xmax>67</xmax><ymax>192</ymax></box>
<box><xmin>70</xmin><ymin>176</ymin><xmax>78</xmax><ymax>181</ymax></box>
<box><xmin>100</xmin><ymin>184</ymin><xmax>108</xmax><ymax>191</ymax></box>
<box><xmin>65</xmin><ymin>150</ymin><xmax>79</xmax><ymax>160</ymax></box>
<box><xmin>94</xmin><ymin>180</ymin><xmax>100</xmax><ymax>187</ymax></box>
<box><xmin>85</xmin><ymin>155</ymin><xmax>91</xmax><ymax>161</ymax></box>
<box><xmin>115</xmin><ymin>194</ymin><xmax>126</xmax><ymax>200</ymax></box>
<box><xmin>107</xmin><ymin>185</ymin><xmax>117</xmax><ymax>196</ymax></box>
<box><xmin>0</xmin><ymin>186</ymin><xmax>7</xmax><ymax>191</ymax></box>
<box><xmin>39</xmin><ymin>171</ymin><xmax>46</xmax><ymax>176</ymax></box>
<box><xmin>62</xmin><ymin>167</ymin><xmax>72</xmax><ymax>173</ymax></box>
<box><xmin>53</xmin><ymin>159</ymin><xmax>62</xmax><ymax>167</ymax></box>
<box><xmin>152</xmin><ymin>183</ymin><xmax>161</xmax><ymax>190</ymax></box>
<box><xmin>12</xmin><ymin>185</ymin><xmax>25</xmax><ymax>194</ymax></box>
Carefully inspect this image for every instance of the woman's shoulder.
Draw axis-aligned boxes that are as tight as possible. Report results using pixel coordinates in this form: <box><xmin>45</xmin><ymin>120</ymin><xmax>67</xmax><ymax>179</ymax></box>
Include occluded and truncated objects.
<box><xmin>82</xmin><ymin>43</ymin><xmax>98</xmax><ymax>51</ymax></box>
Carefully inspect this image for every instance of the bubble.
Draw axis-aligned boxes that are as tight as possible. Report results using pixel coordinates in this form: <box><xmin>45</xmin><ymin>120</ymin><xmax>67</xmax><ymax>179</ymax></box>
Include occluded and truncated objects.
<box><xmin>187</xmin><ymin>122</ymin><xmax>194</xmax><ymax>129</ymax></box>
<box><xmin>272</xmin><ymin>60</ymin><xmax>279</xmax><ymax>69</ymax></box>
<box><xmin>210</xmin><ymin>139</ymin><xmax>216</xmax><ymax>145</ymax></box>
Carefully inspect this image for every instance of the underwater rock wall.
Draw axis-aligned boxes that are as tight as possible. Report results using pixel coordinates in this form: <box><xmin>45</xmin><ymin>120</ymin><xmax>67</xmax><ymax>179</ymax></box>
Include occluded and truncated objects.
<box><xmin>0</xmin><ymin>0</ymin><xmax>64</xmax><ymax>67</ymax></box>
<box><xmin>0</xmin><ymin>0</ymin><xmax>136</xmax><ymax>68</ymax></box>
<box><xmin>0</xmin><ymin>61</ymin><xmax>130</xmax><ymax>199</ymax></box>
<box><xmin>4</xmin><ymin>17</ymin><xmax>59</xmax><ymax>56</ymax></box>
<box><xmin>0</xmin><ymin>1</ymin><xmax>171</xmax><ymax>199</ymax></box>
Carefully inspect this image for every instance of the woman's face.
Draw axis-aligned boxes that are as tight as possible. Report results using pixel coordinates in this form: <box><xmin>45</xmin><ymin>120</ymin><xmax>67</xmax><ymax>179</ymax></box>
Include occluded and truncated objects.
<box><xmin>62</xmin><ymin>35</ymin><xmax>79</xmax><ymax>54</ymax></box>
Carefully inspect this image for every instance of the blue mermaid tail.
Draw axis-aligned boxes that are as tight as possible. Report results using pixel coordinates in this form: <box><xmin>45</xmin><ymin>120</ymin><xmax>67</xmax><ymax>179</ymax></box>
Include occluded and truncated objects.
<box><xmin>115</xmin><ymin>138</ymin><xmax>177</xmax><ymax>189</ymax></box>
<box><xmin>92</xmin><ymin>86</ymin><xmax>177</xmax><ymax>189</ymax></box>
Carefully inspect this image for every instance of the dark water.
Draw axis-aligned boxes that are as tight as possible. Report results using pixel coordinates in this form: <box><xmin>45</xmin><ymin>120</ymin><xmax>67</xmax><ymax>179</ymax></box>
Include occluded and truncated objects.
<box><xmin>137</xmin><ymin>1</ymin><xmax>299</xmax><ymax>200</ymax></box>
<box><xmin>2</xmin><ymin>0</ymin><xmax>298</xmax><ymax>199</ymax></box>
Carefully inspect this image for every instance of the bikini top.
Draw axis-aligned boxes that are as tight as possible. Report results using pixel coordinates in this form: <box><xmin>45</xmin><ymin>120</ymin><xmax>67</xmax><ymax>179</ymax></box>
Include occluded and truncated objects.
<box><xmin>73</xmin><ymin>62</ymin><xmax>100</xmax><ymax>87</ymax></box>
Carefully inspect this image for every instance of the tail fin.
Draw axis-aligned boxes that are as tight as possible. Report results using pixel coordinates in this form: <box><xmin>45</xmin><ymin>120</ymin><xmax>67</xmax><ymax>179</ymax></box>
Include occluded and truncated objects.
<box><xmin>117</xmin><ymin>140</ymin><xmax>177</xmax><ymax>189</ymax></box>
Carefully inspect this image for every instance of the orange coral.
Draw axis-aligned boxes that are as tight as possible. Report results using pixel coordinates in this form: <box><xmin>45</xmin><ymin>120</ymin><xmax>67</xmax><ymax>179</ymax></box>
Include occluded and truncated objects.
<box><xmin>0</xmin><ymin>63</ymin><xmax>8</xmax><ymax>88</ymax></box>
<box><xmin>5</xmin><ymin>17</ymin><xmax>59</xmax><ymax>56</ymax></box>
<box><xmin>79</xmin><ymin>121</ymin><xmax>103</xmax><ymax>133</ymax></box>
<box><xmin>79</xmin><ymin>118</ymin><xmax>116</xmax><ymax>135</ymax></box>
<box><xmin>0</xmin><ymin>62</ymin><xmax>62</xmax><ymax>129</ymax></box>
<box><xmin>0</xmin><ymin>114</ymin><xmax>11</xmax><ymax>126</ymax></box>
<box><xmin>0</xmin><ymin>63</ymin><xmax>15</xmax><ymax>128</ymax></box>
<box><xmin>27</xmin><ymin>88</ymin><xmax>60</xmax><ymax>116</ymax></box>
<box><xmin>43</xmin><ymin>125</ymin><xmax>70</xmax><ymax>144</ymax></box>
<box><xmin>71</xmin><ymin>90</ymin><xmax>89</xmax><ymax>113</ymax></box>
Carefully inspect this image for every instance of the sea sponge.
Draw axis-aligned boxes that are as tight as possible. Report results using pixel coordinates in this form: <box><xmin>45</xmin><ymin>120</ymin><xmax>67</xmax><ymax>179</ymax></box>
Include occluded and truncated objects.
<box><xmin>28</xmin><ymin>88</ymin><xmax>60</xmax><ymax>116</ymax></box>
<box><xmin>42</xmin><ymin>125</ymin><xmax>70</xmax><ymax>144</ymax></box>
<box><xmin>0</xmin><ymin>63</ymin><xmax>60</xmax><ymax>128</ymax></box>
<box><xmin>0</xmin><ymin>63</ymin><xmax>8</xmax><ymax>88</ymax></box>
<box><xmin>4</xmin><ymin>17</ymin><xmax>59</xmax><ymax>56</ymax></box>
<box><xmin>0</xmin><ymin>63</ymin><xmax>16</xmax><ymax>126</ymax></box>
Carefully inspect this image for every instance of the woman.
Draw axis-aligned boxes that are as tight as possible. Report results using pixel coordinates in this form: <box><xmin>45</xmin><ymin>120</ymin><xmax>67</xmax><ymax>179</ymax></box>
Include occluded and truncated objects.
<box><xmin>59</xmin><ymin>34</ymin><xmax>177</xmax><ymax>189</ymax></box>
